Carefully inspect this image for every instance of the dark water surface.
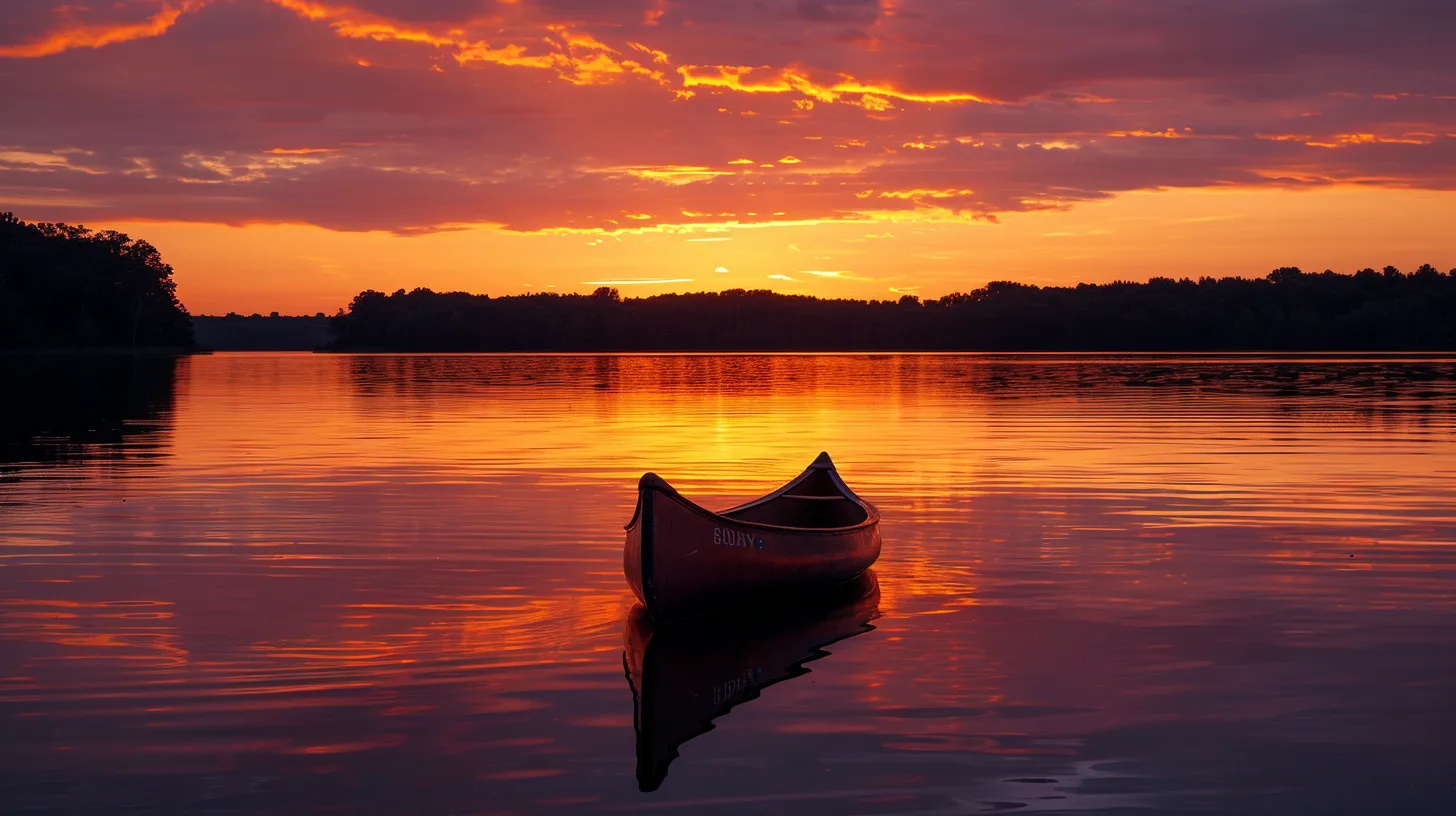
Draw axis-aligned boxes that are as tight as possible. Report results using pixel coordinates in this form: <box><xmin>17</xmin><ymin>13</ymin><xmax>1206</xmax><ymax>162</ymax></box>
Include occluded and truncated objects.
<box><xmin>3</xmin><ymin>353</ymin><xmax>1455</xmax><ymax>814</ymax></box>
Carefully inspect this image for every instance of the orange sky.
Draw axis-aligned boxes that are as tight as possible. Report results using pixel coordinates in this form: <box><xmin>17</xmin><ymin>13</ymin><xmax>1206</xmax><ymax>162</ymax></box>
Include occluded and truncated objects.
<box><xmin>2</xmin><ymin>0</ymin><xmax>1454</xmax><ymax>314</ymax></box>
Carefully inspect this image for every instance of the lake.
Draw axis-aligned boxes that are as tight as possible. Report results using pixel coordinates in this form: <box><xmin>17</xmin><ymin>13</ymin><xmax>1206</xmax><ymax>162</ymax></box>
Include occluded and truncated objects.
<box><xmin>3</xmin><ymin>353</ymin><xmax>1455</xmax><ymax>814</ymax></box>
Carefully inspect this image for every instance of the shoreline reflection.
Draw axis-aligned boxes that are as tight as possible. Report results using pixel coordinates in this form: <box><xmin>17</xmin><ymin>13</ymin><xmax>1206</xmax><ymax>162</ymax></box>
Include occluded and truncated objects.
<box><xmin>1</xmin><ymin>354</ymin><xmax>181</xmax><ymax>482</ymax></box>
<box><xmin>623</xmin><ymin>571</ymin><xmax>881</xmax><ymax>792</ymax></box>
<box><xmin>2</xmin><ymin>353</ymin><xmax>1454</xmax><ymax>813</ymax></box>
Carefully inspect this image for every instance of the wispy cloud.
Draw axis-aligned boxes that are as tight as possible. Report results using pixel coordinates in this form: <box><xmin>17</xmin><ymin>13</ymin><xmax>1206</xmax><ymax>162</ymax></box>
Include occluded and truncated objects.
<box><xmin>803</xmin><ymin>270</ymin><xmax>872</xmax><ymax>281</ymax></box>
<box><xmin>0</xmin><ymin>1</ymin><xmax>203</xmax><ymax>58</ymax></box>
<box><xmin>582</xmin><ymin>278</ymin><xmax>694</xmax><ymax>285</ymax></box>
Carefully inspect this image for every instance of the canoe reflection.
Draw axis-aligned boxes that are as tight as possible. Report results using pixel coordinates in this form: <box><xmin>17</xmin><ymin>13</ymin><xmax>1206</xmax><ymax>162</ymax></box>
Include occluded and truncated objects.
<box><xmin>622</xmin><ymin>571</ymin><xmax>881</xmax><ymax>792</ymax></box>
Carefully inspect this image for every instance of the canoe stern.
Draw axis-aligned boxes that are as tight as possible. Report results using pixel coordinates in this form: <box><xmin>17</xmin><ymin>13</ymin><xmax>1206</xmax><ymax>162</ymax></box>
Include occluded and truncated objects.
<box><xmin>624</xmin><ymin>473</ymin><xmax>668</xmax><ymax>612</ymax></box>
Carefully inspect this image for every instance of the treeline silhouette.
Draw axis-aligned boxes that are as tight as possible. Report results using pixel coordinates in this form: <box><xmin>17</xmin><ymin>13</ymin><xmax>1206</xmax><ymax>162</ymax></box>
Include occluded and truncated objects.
<box><xmin>1</xmin><ymin>213</ymin><xmax>194</xmax><ymax>350</ymax></box>
<box><xmin>328</xmin><ymin>266</ymin><xmax>1456</xmax><ymax>352</ymax></box>
<box><xmin>193</xmin><ymin>313</ymin><xmax>333</xmax><ymax>351</ymax></box>
<box><xmin>5</xmin><ymin>208</ymin><xmax>1452</xmax><ymax>352</ymax></box>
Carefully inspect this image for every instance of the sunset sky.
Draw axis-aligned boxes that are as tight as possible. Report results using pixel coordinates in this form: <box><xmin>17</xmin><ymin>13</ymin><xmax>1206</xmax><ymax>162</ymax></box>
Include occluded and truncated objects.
<box><xmin>2</xmin><ymin>0</ymin><xmax>1453</xmax><ymax>314</ymax></box>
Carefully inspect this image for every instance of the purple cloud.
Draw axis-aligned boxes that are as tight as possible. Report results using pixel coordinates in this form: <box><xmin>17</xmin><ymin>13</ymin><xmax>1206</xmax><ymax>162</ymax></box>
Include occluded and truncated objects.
<box><xmin>0</xmin><ymin>0</ymin><xmax>1452</xmax><ymax>233</ymax></box>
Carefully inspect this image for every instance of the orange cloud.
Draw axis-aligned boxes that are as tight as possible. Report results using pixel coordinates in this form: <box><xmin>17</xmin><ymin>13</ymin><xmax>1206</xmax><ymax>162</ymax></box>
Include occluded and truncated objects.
<box><xmin>7</xmin><ymin>0</ymin><xmax>1455</xmax><ymax>251</ymax></box>
<box><xmin>4</xmin><ymin>0</ymin><xmax>981</xmax><ymax>107</ymax></box>
<box><xmin>874</xmin><ymin>188</ymin><xmax>978</xmax><ymax>200</ymax></box>
<box><xmin>269</xmin><ymin>0</ymin><xmax>470</xmax><ymax>48</ymax></box>
<box><xmin>627</xmin><ymin>42</ymin><xmax>670</xmax><ymax>65</ymax></box>
<box><xmin>597</xmin><ymin>165</ymin><xmax>736</xmax><ymax>184</ymax></box>
<box><xmin>1257</xmin><ymin>132</ymin><xmax>1440</xmax><ymax>148</ymax></box>
<box><xmin>1320</xmin><ymin>132</ymin><xmax>1437</xmax><ymax>147</ymax></box>
<box><xmin>642</xmin><ymin>0</ymin><xmax>666</xmax><ymax>26</ymax></box>
<box><xmin>1108</xmin><ymin>128</ymin><xmax>1189</xmax><ymax>139</ymax></box>
<box><xmin>677</xmin><ymin>65</ymin><xmax>995</xmax><ymax>110</ymax></box>
<box><xmin>0</xmin><ymin>1</ymin><xmax>202</xmax><ymax>58</ymax></box>
<box><xmin>268</xmin><ymin>0</ymin><xmax>667</xmax><ymax>87</ymax></box>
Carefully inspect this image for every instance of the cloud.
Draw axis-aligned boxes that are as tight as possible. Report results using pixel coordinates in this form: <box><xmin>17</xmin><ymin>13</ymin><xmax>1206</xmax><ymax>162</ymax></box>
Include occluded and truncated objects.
<box><xmin>677</xmin><ymin>64</ymin><xmax>995</xmax><ymax>109</ymax></box>
<box><xmin>581</xmin><ymin>277</ymin><xmax>694</xmax><ymax>285</ymax></box>
<box><xmin>0</xmin><ymin>0</ymin><xmax>1453</xmax><ymax>235</ymax></box>
<box><xmin>0</xmin><ymin>1</ymin><xmax>204</xmax><ymax>58</ymax></box>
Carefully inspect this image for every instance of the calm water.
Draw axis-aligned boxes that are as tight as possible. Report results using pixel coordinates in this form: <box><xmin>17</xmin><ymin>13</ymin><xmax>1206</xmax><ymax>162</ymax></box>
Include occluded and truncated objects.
<box><xmin>3</xmin><ymin>353</ymin><xmax>1455</xmax><ymax>814</ymax></box>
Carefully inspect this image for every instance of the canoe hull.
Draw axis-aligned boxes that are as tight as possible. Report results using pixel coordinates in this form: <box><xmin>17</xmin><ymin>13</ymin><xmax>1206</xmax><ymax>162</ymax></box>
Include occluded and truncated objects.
<box><xmin>624</xmin><ymin>458</ymin><xmax>881</xmax><ymax>621</ymax></box>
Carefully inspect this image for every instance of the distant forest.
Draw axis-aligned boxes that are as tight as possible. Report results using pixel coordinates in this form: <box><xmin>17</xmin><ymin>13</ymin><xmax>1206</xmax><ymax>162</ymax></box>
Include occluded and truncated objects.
<box><xmin>329</xmin><ymin>267</ymin><xmax>1456</xmax><ymax>352</ymax></box>
<box><xmin>192</xmin><ymin>313</ymin><xmax>333</xmax><ymax>351</ymax></box>
<box><xmin>1</xmin><ymin>213</ymin><xmax>194</xmax><ymax>350</ymax></box>
<box><xmin>4</xmin><ymin>213</ymin><xmax>1454</xmax><ymax>352</ymax></box>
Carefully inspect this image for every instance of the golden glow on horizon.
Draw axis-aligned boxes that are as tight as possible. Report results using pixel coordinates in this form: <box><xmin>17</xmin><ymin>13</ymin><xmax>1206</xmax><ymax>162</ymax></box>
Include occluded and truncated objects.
<box><xmin>97</xmin><ymin>186</ymin><xmax>1455</xmax><ymax>315</ymax></box>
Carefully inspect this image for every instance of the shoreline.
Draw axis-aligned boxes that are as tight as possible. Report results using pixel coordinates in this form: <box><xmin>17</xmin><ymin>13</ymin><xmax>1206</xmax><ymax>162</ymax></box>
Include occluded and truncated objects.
<box><xmin>0</xmin><ymin>347</ymin><xmax>203</xmax><ymax>356</ymax></box>
<box><xmin>14</xmin><ymin>347</ymin><xmax>1448</xmax><ymax>356</ymax></box>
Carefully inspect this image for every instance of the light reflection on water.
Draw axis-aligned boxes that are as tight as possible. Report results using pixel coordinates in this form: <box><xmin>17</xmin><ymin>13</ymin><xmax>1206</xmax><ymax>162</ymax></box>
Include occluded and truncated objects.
<box><xmin>2</xmin><ymin>353</ymin><xmax>1455</xmax><ymax>814</ymax></box>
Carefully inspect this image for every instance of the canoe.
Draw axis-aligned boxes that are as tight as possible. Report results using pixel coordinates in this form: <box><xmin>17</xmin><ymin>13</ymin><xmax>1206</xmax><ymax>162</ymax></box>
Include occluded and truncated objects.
<box><xmin>623</xmin><ymin>452</ymin><xmax>881</xmax><ymax>621</ymax></box>
<box><xmin>623</xmin><ymin>571</ymin><xmax>881</xmax><ymax>791</ymax></box>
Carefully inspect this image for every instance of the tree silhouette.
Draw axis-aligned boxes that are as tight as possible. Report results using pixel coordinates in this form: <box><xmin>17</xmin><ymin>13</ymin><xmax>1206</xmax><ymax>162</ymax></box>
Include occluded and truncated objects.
<box><xmin>328</xmin><ymin>266</ymin><xmax>1456</xmax><ymax>352</ymax></box>
<box><xmin>6</xmin><ymin>209</ymin><xmax>1450</xmax><ymax>353</ymax></box>
<box><xmin>1</xmin><ymin>213</ymin><xmax>194</xmax><ymax>350</ymax></box>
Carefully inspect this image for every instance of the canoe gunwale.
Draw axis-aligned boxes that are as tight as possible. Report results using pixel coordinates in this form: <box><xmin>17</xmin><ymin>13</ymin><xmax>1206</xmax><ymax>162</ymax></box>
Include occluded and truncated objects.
<box><xmin>646</xmin><ymin>486</ymin><xmax>879</xmax><ymax>536</ymax></box>
<box><xmin>624</xmin><ymin>454</ymin><xmax>880</xmax><ymax>537</ymax></box>
<box><xmin>719</xmin><ymin>452</ymin><xmax>878</xmax><ymax>530</ymax></box>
